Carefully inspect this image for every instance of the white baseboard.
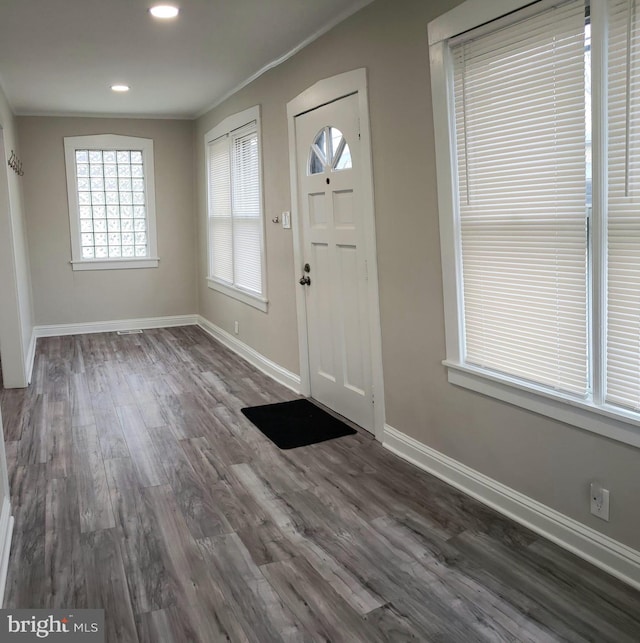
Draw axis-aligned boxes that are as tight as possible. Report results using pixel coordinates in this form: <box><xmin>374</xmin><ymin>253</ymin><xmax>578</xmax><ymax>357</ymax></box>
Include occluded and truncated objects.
<box><xmin>0</xmin><ymin>497</ymin><xmax>14</xmax><ymax>607</ymax></box>
<box><xmin>197</xmin><ymin>315</ymin><xmax>301</xmax><ymax>394</ymax></box>
<box><xmin>383</xmin><ymin>424</ymin><xmax>640</xmax><ymax>591</ymax></box>
<box><xmin>33</xmin><ymin>314</ymin><xmax>199</xmax><ymax>338</ymax></box>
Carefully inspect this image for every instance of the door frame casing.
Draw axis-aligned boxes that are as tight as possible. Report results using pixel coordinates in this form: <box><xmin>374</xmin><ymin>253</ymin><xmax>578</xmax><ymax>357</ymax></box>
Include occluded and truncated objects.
<box><xmin>286</xmin><ymin>68</ymin><xmax>386</xmax><ymax>440</ymax></box>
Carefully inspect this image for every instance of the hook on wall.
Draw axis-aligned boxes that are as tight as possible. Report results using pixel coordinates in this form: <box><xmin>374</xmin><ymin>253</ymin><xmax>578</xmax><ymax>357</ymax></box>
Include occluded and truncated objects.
<box><xmin>7</xmin><ymin>150</ymin><xmax>24</xmax><ymax>176</ymax></box>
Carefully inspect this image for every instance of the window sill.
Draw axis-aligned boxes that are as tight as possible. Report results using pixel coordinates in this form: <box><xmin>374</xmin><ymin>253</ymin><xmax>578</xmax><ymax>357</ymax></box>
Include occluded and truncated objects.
<box><xmin>71</xmin><ymin>258</ymin><xmax>160</xmax><ymax>271</ymax></box>
<box><xmin>444</xmin><ymin>360</ymin><xmax>640</xmax><ymax>449</ymax></box>
<box><xmin>206</xmin><ymin>278</ymin><xmax>268</xmax><ymax>312</ymax></box>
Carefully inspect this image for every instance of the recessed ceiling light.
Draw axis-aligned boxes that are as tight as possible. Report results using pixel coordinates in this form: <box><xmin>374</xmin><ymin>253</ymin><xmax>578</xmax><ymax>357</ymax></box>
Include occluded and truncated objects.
<box><xmin>149</xmin><ymin>4</ymin><xmax>179</xmax><ymax>19</ymax></box>
<box><xmin>111</xmin><ymin>84</ymin><xmax>130</xmax><ymax>92</ymax></box>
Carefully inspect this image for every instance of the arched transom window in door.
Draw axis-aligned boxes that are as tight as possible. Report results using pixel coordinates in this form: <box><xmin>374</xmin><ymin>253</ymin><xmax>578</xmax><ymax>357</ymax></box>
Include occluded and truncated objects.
<box><xmin>308</xmin><ymin>126</ymin><xmax>352</xmax><ymax>175</ymax></box>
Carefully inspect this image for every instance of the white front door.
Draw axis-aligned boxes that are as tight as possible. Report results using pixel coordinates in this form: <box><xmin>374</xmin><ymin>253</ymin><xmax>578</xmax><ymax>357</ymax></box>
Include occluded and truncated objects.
<box><xmin>294</xmin><ymin>93</ymin><xmax>374</xmax><ymax>432</ymax></box>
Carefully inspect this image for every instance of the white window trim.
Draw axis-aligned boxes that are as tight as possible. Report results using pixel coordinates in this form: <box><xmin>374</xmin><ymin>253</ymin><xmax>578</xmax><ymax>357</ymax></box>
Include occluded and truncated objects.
<box><xmin>204</xmin><ymin>105</ymin><xmax>268</xmax><ymax>312</ymax></box>
<box><xmin>64</xmin><ymin>134</ymin><xmax>159</xmax><ymax>271</ymax></box>
<box><xmin>429</xmin><ymin>0</ymin><xmax>640</xmax><ymax>449</ymax></box>
<box><xmin>205</xmin><ymin>277</ymin><xmax>267</xmax><ymax>312</ymax></box>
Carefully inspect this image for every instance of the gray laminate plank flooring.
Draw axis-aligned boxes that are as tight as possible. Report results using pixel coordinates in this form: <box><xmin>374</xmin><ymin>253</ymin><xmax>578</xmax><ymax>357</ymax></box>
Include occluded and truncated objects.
<box><xmin>2</xmin><ymin>326</ymin><xmax>640</xmax><ymax>642</ymax></box>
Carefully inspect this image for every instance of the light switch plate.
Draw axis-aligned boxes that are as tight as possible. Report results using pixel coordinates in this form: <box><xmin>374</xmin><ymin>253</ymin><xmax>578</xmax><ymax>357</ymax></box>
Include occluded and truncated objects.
<box><xmin>282</xmin><ymin>211</ymin><xmax>291</xmax><ymax>229</ymax></box>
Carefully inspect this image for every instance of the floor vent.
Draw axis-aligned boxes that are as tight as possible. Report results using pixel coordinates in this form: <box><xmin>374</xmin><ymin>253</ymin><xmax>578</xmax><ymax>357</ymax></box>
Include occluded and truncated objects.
<box><xmin>116</xmin><ymin>329</ymin><xmax>144</xmax><ymax>335</ymax></box>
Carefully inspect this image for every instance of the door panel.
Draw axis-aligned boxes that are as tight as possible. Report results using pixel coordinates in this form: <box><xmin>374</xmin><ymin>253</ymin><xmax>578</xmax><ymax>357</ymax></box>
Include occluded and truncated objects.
<box><xmin>309</xmin><ymin>192</ymin><xmax>327</xmax><ymax>228</ymax></box>
<box><xmin>333</xmin><ymin>190</ymin><xmax>355</xmax><ymax>226</ymax></box>
<box><xmin>295</xmin><ymin>93</ymin><xmax>373</xmax><ymax>431</ymax></box>
<box><xmin>337</xmin><ymin>244</ymin><xmax>366</xmax><ymax>395</ymax></box>
<box><xmin>310</xmin><ymin>242</ymin><xmax>335</xmax><ymax>381</ymax></box>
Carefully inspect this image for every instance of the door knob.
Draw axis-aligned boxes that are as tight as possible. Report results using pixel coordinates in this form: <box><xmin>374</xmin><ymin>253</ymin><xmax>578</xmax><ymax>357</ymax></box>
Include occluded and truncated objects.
<box><xmin>299</xmin><ymin>275</ymin><xmax>311</xmax><ymax>286</ymax></box>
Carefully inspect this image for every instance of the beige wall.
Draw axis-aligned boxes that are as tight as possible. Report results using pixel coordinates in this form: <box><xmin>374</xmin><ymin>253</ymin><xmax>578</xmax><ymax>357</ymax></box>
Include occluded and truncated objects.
<box><xmin>195</xmin><ymin>0</ymin><xmax>640</xmax><ymax>551</ymax></box>
<box><xmin>18</xmin><ymin>117</ymin><xmax>197</xmax><ymax>325</ymax></box>
<box><xmin>0</xmin><ymin>84</ymin><xmax>34</xmax><ymax>387</ymax></box>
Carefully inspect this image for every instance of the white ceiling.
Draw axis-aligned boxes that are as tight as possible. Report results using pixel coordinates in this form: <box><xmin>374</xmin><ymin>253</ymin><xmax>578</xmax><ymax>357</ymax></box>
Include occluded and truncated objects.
<box><xmin>0</xmin><ymin>0</ymin><xmax>371</xmax><ymax>119</ymax></box>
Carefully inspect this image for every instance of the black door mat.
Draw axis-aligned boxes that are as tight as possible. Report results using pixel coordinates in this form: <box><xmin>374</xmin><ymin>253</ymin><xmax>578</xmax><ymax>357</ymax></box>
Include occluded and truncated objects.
<box><xmin>241</xmin><ymin>398</ymin><xmax>357</xmax><ymax>449</ymax></box>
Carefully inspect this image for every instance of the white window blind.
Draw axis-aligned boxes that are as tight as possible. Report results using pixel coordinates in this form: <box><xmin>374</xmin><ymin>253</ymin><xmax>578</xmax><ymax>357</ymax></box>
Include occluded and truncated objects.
<box><xmin>207</xmin><ymin>121</ymin><xmax>263</xmax><ymax>296</ymax></box>
<box><xmin>452</xmin><ymin>0</ymin><xmax>589</xmax><ymax>395</ymax></box>
<box><xmin>208</xmin><ymin>136</ymin><xmax>233</xmax><ymax>284</ymax></box>
<box><xmin>232</xmin><ymin>128</ymin><xmax>262</xmax><ymax>294</ymax></box>
<box><xmin>607</xmin><ymin>0</ymin><xmax>640</xmax><ymax>410</ymax></box>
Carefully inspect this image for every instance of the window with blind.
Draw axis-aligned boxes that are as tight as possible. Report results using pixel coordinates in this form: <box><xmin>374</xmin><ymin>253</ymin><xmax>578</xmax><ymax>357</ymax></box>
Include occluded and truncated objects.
<box><xmin>452</xmin><ymin>1</ymin><xmax>589</xmax><ymax>396</ymax></box>
<box><xmin>607</xmin><ymin>0</ymin><xmax>640</xmax><ymax>411</ymax></box>
<box><xmin>205</xmin><ymin>106</ymin><xmax>267</xmax><ymax>311</ymax></box>
<box><xmin>429</xmin><ymin>0</ymin><xmax>640</xmax><ymax>444</ymax></box>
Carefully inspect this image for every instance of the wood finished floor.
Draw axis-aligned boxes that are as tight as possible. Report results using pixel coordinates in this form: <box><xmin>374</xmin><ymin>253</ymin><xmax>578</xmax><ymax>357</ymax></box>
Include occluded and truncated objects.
<box><xmin>1</xmin><ymin>326</ymin><xmax>640</xmax><ymax>642</ymax></box>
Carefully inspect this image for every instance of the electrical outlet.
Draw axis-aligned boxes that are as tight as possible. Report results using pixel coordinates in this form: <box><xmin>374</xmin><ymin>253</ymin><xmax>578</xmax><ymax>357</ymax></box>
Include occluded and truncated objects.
<box><xmin>590</xmin><ymin>482</ymin><xmax>610</xmax><ymax>521</ymax></box>
<box><xmin>234</xmin><ymin>321</ymin><xmax>239</xmax><ymax>335</ymax></box>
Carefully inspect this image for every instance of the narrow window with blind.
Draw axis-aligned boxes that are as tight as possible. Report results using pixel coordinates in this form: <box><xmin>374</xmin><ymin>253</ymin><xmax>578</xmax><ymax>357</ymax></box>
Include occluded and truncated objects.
<box><xmin>429</xmin><ymin>0</ymin><xmax>640</xmax><ymax>444</ymax></box>
<box><xmin>607</xmin><ymin>0</ymin><xmax>640</xmax><ymax>411</ymax></box>
<box><xmin>452</xmin><ymin>1</ymin><xmax>589</xmax><ymax>396</ymax></box>
<box><xmin>205</xmin><ymin>106</ymin><xmax>267</xmax><ymax>311</ymax></box>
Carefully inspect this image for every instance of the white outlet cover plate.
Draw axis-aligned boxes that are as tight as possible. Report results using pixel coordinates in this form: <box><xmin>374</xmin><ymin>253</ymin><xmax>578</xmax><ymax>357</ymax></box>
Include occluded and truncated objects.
<box><xmin>590</xmin><ymin>483</ymin><xmax>610</xmax><ymax>521</ymax></box>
